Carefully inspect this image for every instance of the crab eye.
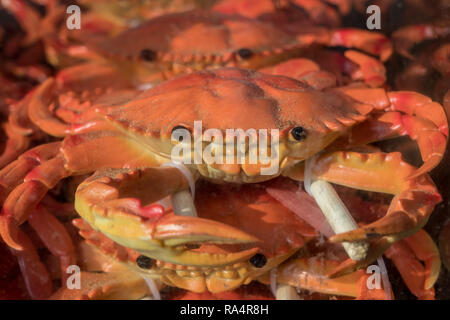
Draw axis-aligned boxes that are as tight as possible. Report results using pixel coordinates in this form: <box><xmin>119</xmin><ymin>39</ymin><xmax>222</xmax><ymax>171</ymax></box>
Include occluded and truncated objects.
<box><xmin>291</xmin><ymin>126</ymin><xmax>307</xmax><ymax>141</ymax></box>
<box><xmin>249</xmin><ymin>253</ymin><xmax>267</xmax><ymax>268</ymax></box>
<box><xmin>136</xmin><ymin>255</ymin><xmax>155</xmax><ymax>269</ymax></box>
<box><xmin>237</xmin><ymin>48</ymin><xmax>253</xmax><ymax>59</ymax></box>
<box><xmin>171</xmin><ymin>125</ymin><xmax>191</xmax><ymax>142</ymax></box>
<box><xmin>140</xmin><ymin>48</ymin><xmax>157</xmax><ymax>61</ymax></box>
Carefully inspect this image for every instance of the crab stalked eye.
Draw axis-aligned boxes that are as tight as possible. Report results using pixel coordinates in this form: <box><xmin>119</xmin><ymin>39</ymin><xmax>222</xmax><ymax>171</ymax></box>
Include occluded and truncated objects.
<box><xmin>249</xmin><ymin>253</ymin><xmax>267</xmax><ymax>268</ymax></box>
<box><xmin>140</xmin><ymin>48</ymin><xmax>157</xmax><ymax>61</ymax></box>
<box><xmin>171</xmin><ymin>125</ymin><xmax>191</xmax><ymax>142</ymax></box>
<box><xmin>237</xmin><ymin>48</ymin><xmax>253</xmax><ymax>59</ymax></box>
<box><xmin>291</xmin><ymin>126</ymin><xmax>307</xmax><ymax>141</ymax></box>
<box><xmin>136</xmin><ymin>255</ymin><xmax>155</xmax><ymax>269</ymax></box>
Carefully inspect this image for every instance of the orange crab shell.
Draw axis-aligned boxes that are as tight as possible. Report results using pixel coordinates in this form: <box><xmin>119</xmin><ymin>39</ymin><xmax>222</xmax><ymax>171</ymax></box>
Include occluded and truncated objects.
<box><xmin>96</xmin><ymin>68</ymin><xmax>373</xmax><ymax>155</ymax></box>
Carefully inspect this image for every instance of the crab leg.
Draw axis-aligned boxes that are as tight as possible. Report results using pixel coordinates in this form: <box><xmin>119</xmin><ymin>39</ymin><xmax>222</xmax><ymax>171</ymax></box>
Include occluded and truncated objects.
<box><xmin>297</xmin><ymin>29</ymin><xmax>392</xmax><ymax>61</ymax></box>
<box><xmin>393</xmin><ymin>23</ymin><xmax>450</xmax><ymax>59</ymax></box>
<box><xmin>259</xmin><ymin>257</ymin><xmax>391</xmax><ymax>299</ymax></box>
<box><xmin>0</xmin><ymin>148</ymin><xmax>70</xmax><ymax>250</ymax></box>
<box><xmin>75</xmin><ymin>167</ymin><xmax>259</xmax><ymax>266</ymax></box>
<box><xmin>336</xmin><ymin>88</ymin><xmax>448</xmax><ymax>177</ymax></box>
<box><xmin>27</xmin><ymin>78</ymin><xmax>73</xmax><ymax>137</ymax></box>
<box><xmin>0</xmin><ymin>122</ymin><xmax>30</xmax><ymax>169</ymax></box>
<box><xmin>260</xmin><ymin>58</ymin><xmax>337</xmax><ymax>90</ymax></box>
<box><xmin>28</xmin><ymin>205</ymin><xmax>77</xmax><ymax>284</ymax></box>
<box><xmin>343</xmin><ymin>50</ymin><xmax>386</xmax><ymax>88</ymax></box>
<box><xmin>385</xmin><ymin>229</ymin><xmax>440</xmax><ymax>300</ymax></box>
<box><xmin>9</xmin><ymin>230</ymin><xmax>53</xmax><ymax>299</ymax></box>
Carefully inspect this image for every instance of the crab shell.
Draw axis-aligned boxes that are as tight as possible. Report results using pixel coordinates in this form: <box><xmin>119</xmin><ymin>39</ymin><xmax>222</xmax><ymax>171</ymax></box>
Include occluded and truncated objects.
<box><xmin>90</xmin><ymin>67</ymin><xmax>374</xmax><ymax>182</ymax></box>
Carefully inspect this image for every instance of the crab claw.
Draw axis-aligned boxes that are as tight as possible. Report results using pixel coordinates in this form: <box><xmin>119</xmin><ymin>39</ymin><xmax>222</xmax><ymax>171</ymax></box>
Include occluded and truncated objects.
<box><xmin>294</xmin><ymin>151</ymin><xmax>442</xmax><ymax>280</ymax></box>
<box><xmin>387</xmin><ymin>91</ymin><xmax>448</xmax><ymax>178</ymax></box>
<box><xmin>0</xmin><ymin>142</ymin><xmax>67</xmax><ymax>250</ymax></box>
<box><xmin>344</xmin><ymin>50</ymin><xmax>386</xmax><ymax>87</ymax></box>
<box><xmin>385</xmin><ymin>229</ymin><xmax>440</xmax><ymax>300</ymax></box>
<box><xmin>337</xmin><ymin>88</ymin><xmax>448</xmax><ymax>178</ymax></box>
<box><xmin>299</xmin><ymin>28</ymin><xmax>393</xmax><ymax>62</ymax></box>
<box><xmin>9</xmin><ymin>229</ymin><xmax>53</xmax><ymax>300</ymax></box>
<box><xmin>75</xmin><ymin>167</ymin><xmax>260</xmax><ymax>267</ymax></box>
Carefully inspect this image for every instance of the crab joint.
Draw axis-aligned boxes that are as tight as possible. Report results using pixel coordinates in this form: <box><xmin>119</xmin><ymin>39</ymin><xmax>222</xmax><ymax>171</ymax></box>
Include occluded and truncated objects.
<box><xmin>309</xmin><ymin>180</ymin><xmax>369</xmax><ymax>261</ymax></box>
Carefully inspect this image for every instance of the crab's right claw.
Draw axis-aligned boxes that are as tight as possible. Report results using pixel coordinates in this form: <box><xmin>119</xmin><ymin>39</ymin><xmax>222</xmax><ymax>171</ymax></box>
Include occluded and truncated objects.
<box><xmin>75</xmin><ymin>167</ymin><xmax>260</xmax><ymax>267</ymax></box>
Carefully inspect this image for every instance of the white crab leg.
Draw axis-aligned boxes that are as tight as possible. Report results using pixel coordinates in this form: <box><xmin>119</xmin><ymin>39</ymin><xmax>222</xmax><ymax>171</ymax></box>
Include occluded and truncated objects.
<box><xmin>308</xmin><ymin>179</ymin><xmax>369</xmax><ymax>261</ymax></box>
<box><xmin>161</xmin><ymin>162</ymin><xmax>198</xmax><ymax>217</ymax></box>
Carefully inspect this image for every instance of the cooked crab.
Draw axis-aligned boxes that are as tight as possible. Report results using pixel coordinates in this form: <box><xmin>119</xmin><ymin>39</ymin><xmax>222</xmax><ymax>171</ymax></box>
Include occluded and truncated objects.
<box><xmin>0</xmin><ymin>68</ymin><xmax>446</xmax><ymax>298</ymax></box>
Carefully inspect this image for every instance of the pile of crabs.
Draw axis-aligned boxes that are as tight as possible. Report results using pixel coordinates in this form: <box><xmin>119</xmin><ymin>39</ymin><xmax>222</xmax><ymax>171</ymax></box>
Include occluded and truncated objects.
<box><xmin>0</xmin><ymin>0</ymin><xmax>449</xmax><ymax>300</ymax></box>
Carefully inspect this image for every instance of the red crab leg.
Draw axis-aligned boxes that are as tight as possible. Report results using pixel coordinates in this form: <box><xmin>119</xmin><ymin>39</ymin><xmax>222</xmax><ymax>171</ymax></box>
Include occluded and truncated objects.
<box><xmin>75</xmin><ymin>167</ymin><xmax>260</xmax><ymax>267</ymax></box>
<box><xmin>290</xmin><ymin>0</ymin><xmax>341</xmax><ymax>26</ymax></box>
<box><xmin>297</xmin><ymin>29</ymin><xmax>392</xmax><ymax>62</ymax></box>
<box><xmin>0</xmin><ymin>91</ymin><xmax>38</xmax><ymax>170</ymax></box>
<box><xmin>0</xmin><ymin>122</ymin><xmax>30</xmax><ymax>169</ymax></box>
<box><xmin>335</xmin><ymin>87</ymin><xmax>448</xmax><ymax>178</ymax></box>
<box><xmin>287</xmin><ymin>151</ymin><xmax>441</xmax><ymax>276</ymax></box>
<box><xmin>2</xmin><ymin>0</ymin><xmax>43</xmax><ymax>45</ymax></box>
<box><xmin>259</xmin><ymin>257</ymin><xmax>391</xmax><ymax>299</ymax></box>
<box><xmin>9</xmin><ymin>230</ymin><xmax>53</xmax><ymax>299</ymax></box>
<box><xmin>0</xmin><ymin>142</ymin><xmax>70</xmax><ymax>250</ymax></box>
<box><xmin>344</xmin><ymin>50</ymin><xmax>386</xmax><ymax>88</ymax></box>
<box><xmin>393</xmin><ymin>23</ymin><xmax>450</xmax><ymax>59</ymax></box>
<box><xmin>385</xmin><ymin>229</ymin><xmax>440</xmax><ymax>300</ymax></box>
<box><xmin>28</xmin><ymin>205</ymin><xmax>77</xmax><ymax>285</ymax></box>
<box><xmin>27</xmin><ymin>78</ymin><xmax>72</xmax><ymax>137</ymax></box>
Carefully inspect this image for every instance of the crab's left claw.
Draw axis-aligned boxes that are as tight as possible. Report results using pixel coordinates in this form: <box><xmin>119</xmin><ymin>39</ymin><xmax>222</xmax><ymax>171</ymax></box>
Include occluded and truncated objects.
<box><xmin>292</xmin><ymin>151</ymin><xmax>442</xmax><ymax>281</ymax></box>
<box><xmin>337</xmin><ymin>88</ymin><xmax>448</xmax><ymax>178</ymax></box>
<box><xmin>75</xmin><ymin>167</ymin><xmax>260</xmax><ymax>267</ymax></box>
